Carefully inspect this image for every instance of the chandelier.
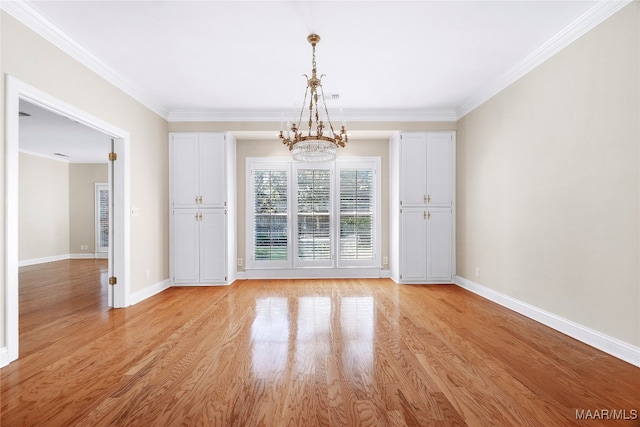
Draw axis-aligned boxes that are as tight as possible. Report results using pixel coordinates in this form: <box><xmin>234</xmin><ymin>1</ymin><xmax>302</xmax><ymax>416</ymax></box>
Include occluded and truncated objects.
<box><xmin>279</xmin><ymin>34</ymin><xmax>348</xmax><ymax>162</ymax></box>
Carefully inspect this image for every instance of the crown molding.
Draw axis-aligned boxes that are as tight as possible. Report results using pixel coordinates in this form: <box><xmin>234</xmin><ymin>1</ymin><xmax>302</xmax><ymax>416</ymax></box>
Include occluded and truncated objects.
<box><xmin>4</xmin><ymin>0</ymin><xmax>629</xmax><ymax>124</ymax></box>
<box><xmin>456</xmin><ymin>0</ymin><xmax>632</xmax><ymax>119</ymax></box>
<box><xmin>1</xmin><ymin>0</ymin><xmax>170</xmax><ymax>119</ymax></box>
<box><xmin>167</xmin><ymin>108</ymin><xmax>458</xmax><ymax>123</ymax></box>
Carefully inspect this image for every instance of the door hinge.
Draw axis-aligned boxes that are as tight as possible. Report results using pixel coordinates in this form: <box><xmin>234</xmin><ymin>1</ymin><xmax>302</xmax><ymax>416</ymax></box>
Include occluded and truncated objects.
<box><xmin>108</xmin><ymin>276</ymin><xmax>117</xmax><ymax>285</ymax></box>
<box><xmin>108</xmin><ymin>152</ymin><xmax>118</xmax><ymax>161</ymax></box>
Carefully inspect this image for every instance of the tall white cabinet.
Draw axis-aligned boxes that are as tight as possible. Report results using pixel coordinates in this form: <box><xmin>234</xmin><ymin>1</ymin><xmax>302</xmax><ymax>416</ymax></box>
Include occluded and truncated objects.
<box><xmin>170</xmin><ymin>132</ymin><xmax>236</xmax><ymax>285</ymax></box>
<box><xmin>389</xmin><ymin>131</ymin><xmax>455</xmax><ymax>284</ymax></box>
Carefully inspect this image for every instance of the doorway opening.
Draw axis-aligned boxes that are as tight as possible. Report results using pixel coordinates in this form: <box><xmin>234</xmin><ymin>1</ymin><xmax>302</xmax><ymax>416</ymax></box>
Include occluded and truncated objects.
<box><xmin>3</xmin><ymin>75</ymin><xmax>131</xmax><ymax>367</ymax></box>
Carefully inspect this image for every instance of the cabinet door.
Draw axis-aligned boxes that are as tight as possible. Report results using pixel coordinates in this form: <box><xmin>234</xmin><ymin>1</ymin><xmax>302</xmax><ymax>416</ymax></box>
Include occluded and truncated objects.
<box><xmin>400</xmin><ymin>208</ymin><xmax>427</xmax><ymax>282</ymax></box>
<box><xmin>172</xmin><ymin>209</ymin><xmax>200</xmax><ymax>284</ymax></box>
<box><xmin>426</xmin><ymin>133</ymin><xmax>453</xmax><ymax>207</ymax></box>
<box><xmin>171</xmin><ymin>133</ymin><xmax>200</xmax><ymax>208</ymax></box>
<box><xmin>400</xmin><ymin>133</ymin><xmax>428</xmax><ymax>207</ymax></box>
<box><xmin>199</xmin><ymin>209</ymin><xmax>227</xmax><ymax>283</ymax></box>
<box><xmin>199</xmin><ymin>134</ymin><xmax>226</xmax><ymax>208</ymax></box>
<box><xmin>426</xmin><ymin>208</ymin><xmax>452</xmax><ymax>282</ymax></box>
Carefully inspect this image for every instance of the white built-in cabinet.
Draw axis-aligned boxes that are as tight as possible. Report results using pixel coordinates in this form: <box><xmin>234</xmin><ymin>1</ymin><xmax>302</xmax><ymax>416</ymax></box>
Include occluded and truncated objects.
<box><xmin>170</xmin><ymin>132</ymin><xmax>236</xmax><ymax>285</ymax></box>
<box><xmin>389</xmin><ymin>131</ymin><xmax>455</xmax><ymax>284</ymax></box>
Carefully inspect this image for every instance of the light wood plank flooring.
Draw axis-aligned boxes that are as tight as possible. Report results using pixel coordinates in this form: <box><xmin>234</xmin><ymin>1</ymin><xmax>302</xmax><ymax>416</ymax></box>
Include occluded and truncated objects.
<box><xmin>2</xmin><ymin>259</ymin><xmax>638</xmax><ymax>426</ymax></box>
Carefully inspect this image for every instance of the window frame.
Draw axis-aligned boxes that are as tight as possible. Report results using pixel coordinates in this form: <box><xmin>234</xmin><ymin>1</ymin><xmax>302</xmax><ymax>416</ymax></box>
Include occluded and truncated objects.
<box><xmin>293</xmin><ymin>162</ymin><xmax>335</xmax><ymax>268</ymax></box>
<box><xmin>335</xmin><ymin>159</ymin><xmax>381</xmax><ymax>268</ymax></box>
<box><xmin>246</xmin><ymin>157</ymin><xmax>381</xmax><ymax>271</ymax></box>
<box><xmin>246</xmin><ymin>159</ymin><xmax>291</xmax><ymax>269</ymax></box>
<box><xmin>95</xmin><ymin>182</ymin><xmax>109</xmax><ymax>254</ymax></box>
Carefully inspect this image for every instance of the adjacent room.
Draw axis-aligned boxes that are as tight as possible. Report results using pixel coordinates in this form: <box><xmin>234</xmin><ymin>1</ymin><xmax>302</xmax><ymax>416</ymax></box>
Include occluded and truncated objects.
<box><xmin>1</xmin><ymin>1</ymin><xmax>638</xmax><ymax>425</ymax></box>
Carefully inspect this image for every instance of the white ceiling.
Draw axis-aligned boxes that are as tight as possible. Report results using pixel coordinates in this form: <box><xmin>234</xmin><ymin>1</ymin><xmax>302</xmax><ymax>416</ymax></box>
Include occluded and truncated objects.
<box><xmin>6</xmin><ymin>0</ymin><xmax>630</xmax><ymax>162</ymax></box>
<box><xmin>19</xmin><ymin>100</ymin><xmax>112</xmax><ymax>163</ymax></box>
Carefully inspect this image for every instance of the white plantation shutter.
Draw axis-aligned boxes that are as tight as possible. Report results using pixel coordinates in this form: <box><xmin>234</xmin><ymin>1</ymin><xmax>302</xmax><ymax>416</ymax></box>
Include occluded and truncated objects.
<box><xmin>247</xmin><ymin>158</ymin><xmax>379</xmax><ymax>271</ymax></box>
<box><xmin>253</xmin><ymin>169</ymin><xmax>288</xmax><ymax>262</ymax></box>
<box><xmin>99</xmin><ymin>187</ymin><xmax>109</xmax><ymax>250</ymax></box>
<box><xmin>339</xmin><ymin>168</ymin><xmax>374</xmax><ymax>261</ymax></box>
<box><xmin>296</xmin><ymin>168</ymin><xmax>332</xmax><ymax>263</ymax></box>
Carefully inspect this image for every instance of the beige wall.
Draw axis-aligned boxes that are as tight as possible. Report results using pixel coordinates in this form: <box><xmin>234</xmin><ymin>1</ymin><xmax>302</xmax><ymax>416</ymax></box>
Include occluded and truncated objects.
<box><xmin>18</xmin><ymin>158</ymin><xmax>108</xmax><ymax>261</ymax></box>
<box><xmin>69</xmin><ymin>163</ymin><xmax>108</xmax><ymax>254</ymax></box>
<box><xmin>235</xmin><ymin>138</ymin><xmax>390</xmax><ymax>271</ymax></box>
<box><xmin>457</xmin><ymin>3</ymin><xmax>639</xmax><ymax>346</ymax></box>
<box><xmin>168</xmin><ymin>122</ymin><xmax>456</xmax><ymax>271</ymax></box>
<box><xmin>18</xmin><ymin>153</ymin><xmax>70</xmax><ymax>260</ymax></box>
<box><xmin>2</xmin><ymin>10</ymin><xmax>169</xmax><ymax>347</ymax></box>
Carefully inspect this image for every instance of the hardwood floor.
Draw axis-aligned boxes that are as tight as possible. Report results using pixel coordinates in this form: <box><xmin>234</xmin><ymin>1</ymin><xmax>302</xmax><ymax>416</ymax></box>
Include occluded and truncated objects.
<box><xmin>2</xmin><ymin>260</ymin><xmax>638</xmax><ymax>426</ymax></box>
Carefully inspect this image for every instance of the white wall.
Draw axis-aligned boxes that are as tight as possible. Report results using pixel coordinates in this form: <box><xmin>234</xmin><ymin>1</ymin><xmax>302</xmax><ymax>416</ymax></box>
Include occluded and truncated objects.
<box><xmin>456</xmin><ymin>2</ymin><xmax>639</xmax><ymax>346</ymax></box>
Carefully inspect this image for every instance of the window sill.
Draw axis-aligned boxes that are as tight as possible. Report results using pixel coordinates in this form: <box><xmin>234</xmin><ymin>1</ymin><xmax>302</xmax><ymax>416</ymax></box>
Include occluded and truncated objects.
<box><xmin>241</xmin><ymin>267</ymin><xmax>385</xmax><ymax>280</ymax></box>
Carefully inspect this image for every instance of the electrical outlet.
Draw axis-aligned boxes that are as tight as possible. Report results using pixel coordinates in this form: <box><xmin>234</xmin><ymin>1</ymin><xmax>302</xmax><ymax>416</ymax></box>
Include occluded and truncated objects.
<box><xmin>237</xmin><ymin>258</ymin><xmax>243</xmax><ymax>267</ymax></box>
<box><xmin>475</xmin><ymin>267</ymin><xmax>480</xmax><ymax>278</ymax></box>
<box><xmin>383</xmin><ymin>256</ymin><xmax>389</xmax><ymax>265</ymax></box>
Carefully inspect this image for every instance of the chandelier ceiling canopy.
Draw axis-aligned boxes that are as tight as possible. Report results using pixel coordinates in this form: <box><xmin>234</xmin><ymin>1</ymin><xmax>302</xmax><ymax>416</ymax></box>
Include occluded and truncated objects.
<box><xmin>279</xmin><ymin>34</ymin><xmax>348</xmax><ymax>162</ymax></box>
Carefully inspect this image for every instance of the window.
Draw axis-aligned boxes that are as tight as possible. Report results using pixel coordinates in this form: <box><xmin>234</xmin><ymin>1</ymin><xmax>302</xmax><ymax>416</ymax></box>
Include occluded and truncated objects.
<box><xmin>294</xmin><ymin>165</ymin><xmax>332</xmax><ymax>267</ymax></box>
<box><xmin>247</xmin><ymin>157</ymin><xmax>380</xmax><ymax>271</ymax></box>
<box><xmin>339</xmin><ymin>167</ymin><xmax>374</xmax><ymax>264</ymax></box>
<box><xmin>248</xmin><ymin>162</ymin><xmax>290</xmax><ymax>268</ymax></box>
<box><xmin>95</xmin><ymin>183</ymin><xmax>109</xmax><ymax>253</ymax></box>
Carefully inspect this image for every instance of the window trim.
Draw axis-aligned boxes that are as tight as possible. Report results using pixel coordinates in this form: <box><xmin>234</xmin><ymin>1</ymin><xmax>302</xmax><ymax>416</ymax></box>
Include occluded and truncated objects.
<box><xmin>246</xmin><ymin>159</ymin><xmax>291</xmax><ymax>269</ymax></box>
<box><xmin>335</xmin><ymin>159</ymin><xmax>381</xmax><ymax>268</ymax></box>
<box><xmin>246</xmin><ymin>157</ymin><xmax>381</xmax><ymax>272</ymax></box>
<box><xmin>95</xmin><ymin>182</ymin><xmax>109</xmax><ymax>254</ymax></box>
<box><xmin>293</xmin><ymin>162</ymin><xmax>335</xmax><ymax>268</ymax></box>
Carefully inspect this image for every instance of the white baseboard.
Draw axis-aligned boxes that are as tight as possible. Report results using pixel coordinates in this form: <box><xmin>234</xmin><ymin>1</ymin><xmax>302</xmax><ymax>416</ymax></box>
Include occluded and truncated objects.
<box><xmin>19</xmin><ymin>253</ymin><xmax>106</xmax><ymax>266</ymax></box>
<box><xmin>69</xmin><ymin>253</ymin><xmax>97</xmax><ymax>259</ymax></box>
<box><xmin>0</xmin><ymin>347</ymin><xmax>8</xmax><ymax>368</ymax></box>
<box><xmin>18</xmin><ymin>254</ymin><xmax>70</xmax><ymax>267</ymax></box>
<box><xmin>380</xmin><ymin>269</ymin><xmax>391</xmax><ymax>278</ymax></box>
<box><xmin>454</xmin><ymin>275</ymin><xmax>640</xmax><ymax>368</ymax></box>
<box><xmin>129</xmin><ymin>279</ymin><xmax>172</xmax><ymax>306</ymax></box>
